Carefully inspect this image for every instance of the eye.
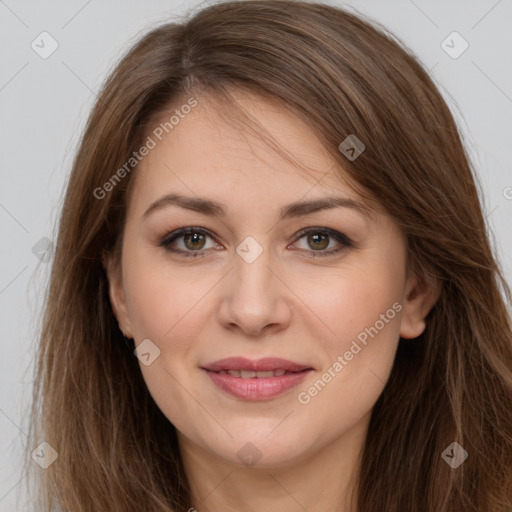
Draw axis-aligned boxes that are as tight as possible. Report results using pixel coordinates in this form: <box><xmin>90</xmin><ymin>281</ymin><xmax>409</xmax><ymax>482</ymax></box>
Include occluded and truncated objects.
<box><xmin>291</xmin><ymin>227</ymin><xmax>353</xmax><ymax>258</ymax></box>
<box><xmin>158</xmin><ymin>227</ymin><xmax>219</xmax><ymax>258</ymax></box>
<box><xmin>158</xmin><ymin>226</ymin><xmax>353</xmax><ymax>258</ymax></box>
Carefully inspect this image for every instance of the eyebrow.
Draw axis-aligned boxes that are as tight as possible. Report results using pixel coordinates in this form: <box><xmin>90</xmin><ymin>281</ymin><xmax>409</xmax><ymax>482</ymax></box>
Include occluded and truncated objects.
<box><xmin>142</xmin><ymin>192</ymin><xmax>372</xmax><ymax>222</ymax></box>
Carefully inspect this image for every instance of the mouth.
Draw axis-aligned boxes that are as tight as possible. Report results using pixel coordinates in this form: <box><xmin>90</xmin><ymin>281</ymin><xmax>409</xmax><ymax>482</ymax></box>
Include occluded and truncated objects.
<box><xmin>200</xmin><ymin>357</ymin><xmax>314</xmax><ymax>400</ymax></box>
<box><xmin>206</xmin><ymin>368</ymin><xmax>310</xmax><ymax>378</ymax></box>
<box><xmin>201</xmin><ymin>356</ymin><xmax>313</xmax><ymax>373</ymax></box>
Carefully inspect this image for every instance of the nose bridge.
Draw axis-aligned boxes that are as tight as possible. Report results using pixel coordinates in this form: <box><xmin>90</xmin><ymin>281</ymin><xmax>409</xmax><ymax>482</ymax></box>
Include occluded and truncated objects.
<box><xmin>233</xmin><ymin>234</ymin><xmax>276</xmax><ymax>303</ymax></box>
<box><xmin>219</xmin><ymin>234</ymin><xmax>290</xmax><ymax>335</ymax></box>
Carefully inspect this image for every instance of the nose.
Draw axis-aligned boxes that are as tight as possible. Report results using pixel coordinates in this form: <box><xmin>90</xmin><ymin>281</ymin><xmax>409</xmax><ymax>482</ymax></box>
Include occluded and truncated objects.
<box><xmin>217</xmin><ymin>242</ymin><xmax>293</xmax><ymax>337</ymax></box>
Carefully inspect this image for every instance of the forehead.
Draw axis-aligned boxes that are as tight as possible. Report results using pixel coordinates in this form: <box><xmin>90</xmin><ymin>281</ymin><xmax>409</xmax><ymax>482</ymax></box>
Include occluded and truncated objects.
<box><xmin>128</xmin><ymin>89</ymin><xmax>362</xmax><ymax>215</ymax></box>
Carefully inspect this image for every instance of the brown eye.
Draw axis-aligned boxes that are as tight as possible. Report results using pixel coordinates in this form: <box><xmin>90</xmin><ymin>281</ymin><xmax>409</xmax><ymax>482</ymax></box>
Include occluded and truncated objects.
<box><xmin>292</xmin><ymin>227</ymin><xmax>353</xmax><ymax>258</ymax></box>
<box><xmin>183</xmin><ymin>232</ymin><xmax>207</xmax><ymax>251</ymax></box>
<box><xmin>306</xmin><ymin>232</ymin><xmax>330</xmax><ymax>251</ymax></box>
<box><xmin>159</xmin><ymin>227</ymin><xmax>218</xmax><ymax>258</ymax></box>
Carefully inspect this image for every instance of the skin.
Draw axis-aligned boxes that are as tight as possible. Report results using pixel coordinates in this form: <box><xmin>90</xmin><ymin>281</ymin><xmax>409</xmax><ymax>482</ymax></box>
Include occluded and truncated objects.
<box><xmin>104</xmin><ymin>89</ymin><xmax>440</xmax><ymax>512</ymax></box>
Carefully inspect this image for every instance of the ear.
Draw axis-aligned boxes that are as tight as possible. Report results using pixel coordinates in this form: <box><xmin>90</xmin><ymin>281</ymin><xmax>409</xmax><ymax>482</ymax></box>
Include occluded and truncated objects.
<box><xmin>101</xmin><ymin>249</ymin><xmax>134</xmax><ymax>339</ymax></box>
<box><xmin>399</xmin><ymin>269</ymin><xmax>441</xmax><ymax>339</ymax></box>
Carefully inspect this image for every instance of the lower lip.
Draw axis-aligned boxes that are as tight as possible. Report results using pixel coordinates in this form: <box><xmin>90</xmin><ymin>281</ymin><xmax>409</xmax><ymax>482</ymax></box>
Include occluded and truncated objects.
<box><xmin>203</xmin><ymin>369</ymin><xmax>312</xmax><ymax>400</ymax></box>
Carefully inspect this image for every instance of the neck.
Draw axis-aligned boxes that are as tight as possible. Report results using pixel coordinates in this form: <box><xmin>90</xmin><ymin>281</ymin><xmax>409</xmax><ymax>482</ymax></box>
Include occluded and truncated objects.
<box><xmin>178</xmin><ymin>412</ymin><xmax>370</xmax><ymax>512</ymax></box>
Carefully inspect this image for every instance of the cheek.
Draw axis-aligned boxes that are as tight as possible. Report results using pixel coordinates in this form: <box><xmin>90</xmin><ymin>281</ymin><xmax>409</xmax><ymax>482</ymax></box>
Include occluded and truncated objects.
<box><xmin>121</xmin><ymin>256</ymin><xmax>208</xmax><ymax>431</ymax></box>
<box><xmin>122</xmin><ymin>247</ymin><xmax>208</xmax><ymax>341</ymax></box>
<box><xmin>293</xmin><ymin>279</ymin><xmax>402</xmax><ymax>440</ymax></box>
<box><xmin>308</xmin><ymin>263</ymin><xmax>403</xmax><ymax>345</ymax></box>
<box><xmin>302</xmin><ymin>259</ymin><xmax>404</xmax><ymax>401</ymax></box>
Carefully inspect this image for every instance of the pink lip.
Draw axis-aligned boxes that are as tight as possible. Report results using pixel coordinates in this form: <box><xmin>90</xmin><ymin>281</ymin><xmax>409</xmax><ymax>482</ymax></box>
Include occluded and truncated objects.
<box><xmin>201</xmin><ymin>357</ymin><xmax>313</xmax><ymax>400</ymax></box>
<box><xmin>201</xmin><ymin>357</ymin><xmax>312</xmax><ymax>372</ymax></box>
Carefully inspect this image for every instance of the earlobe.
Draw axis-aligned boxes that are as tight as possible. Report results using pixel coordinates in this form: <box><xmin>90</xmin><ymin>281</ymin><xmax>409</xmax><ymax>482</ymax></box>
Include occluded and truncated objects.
<box><xmin>102</xmin><ymin>250</ymin><xmax>134</xmax><ymax>339</ymax></box>
<box><xmin>399</xmin><ymin>271</ymin><xmax>441</xmax><ymax>340</ymax></box>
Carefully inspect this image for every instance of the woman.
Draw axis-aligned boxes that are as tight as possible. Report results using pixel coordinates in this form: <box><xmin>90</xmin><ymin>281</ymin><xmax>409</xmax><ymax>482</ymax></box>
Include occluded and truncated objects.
<box><xmin>24</xmin><ymin>0</ymin><xmax>512</xmax><ymax>510</ymax></box>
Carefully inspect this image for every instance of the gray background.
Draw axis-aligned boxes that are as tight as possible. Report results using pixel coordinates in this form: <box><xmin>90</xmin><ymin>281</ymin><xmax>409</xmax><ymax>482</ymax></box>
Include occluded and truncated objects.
<box><xmin>1</xmin><ymin>0</ymin><xmax>511</xmax><ymax>509</ymax></box>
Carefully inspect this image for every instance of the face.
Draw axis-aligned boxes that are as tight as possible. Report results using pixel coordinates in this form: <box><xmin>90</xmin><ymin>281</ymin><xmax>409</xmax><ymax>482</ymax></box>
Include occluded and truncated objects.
<box><xmin>105</xmin><ymin>89</ymin><xmax>436</xmax><ymax>469</ymax></box>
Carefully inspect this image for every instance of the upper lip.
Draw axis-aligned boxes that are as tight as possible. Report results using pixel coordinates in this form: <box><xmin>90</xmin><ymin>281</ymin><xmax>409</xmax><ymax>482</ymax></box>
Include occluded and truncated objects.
<box><xmin>201</xmin><ymin>357</ymin><xmax>313</xmax><ymax>373</ymax></box>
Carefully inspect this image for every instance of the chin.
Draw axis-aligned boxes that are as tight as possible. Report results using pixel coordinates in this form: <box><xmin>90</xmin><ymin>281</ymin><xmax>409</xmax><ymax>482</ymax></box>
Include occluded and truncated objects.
<box><xmin>206</xmin><ymin>431</ymin><xmax>312</xmax><ymax>469</ymax></box>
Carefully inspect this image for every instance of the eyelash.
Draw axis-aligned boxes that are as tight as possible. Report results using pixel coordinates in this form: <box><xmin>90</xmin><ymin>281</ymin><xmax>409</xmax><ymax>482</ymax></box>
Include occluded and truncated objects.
<box><xmin>158</xmin><ymin>226</ymin><xmax>353</xmax><ymax>259</ymax></box>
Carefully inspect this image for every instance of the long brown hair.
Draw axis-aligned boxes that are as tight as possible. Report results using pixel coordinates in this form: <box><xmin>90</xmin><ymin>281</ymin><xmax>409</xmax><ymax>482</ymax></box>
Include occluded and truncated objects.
<box><xmin>23</xmin><ymin>1</ymin><xmax>512</xmax><ymax>510</ymax></box>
